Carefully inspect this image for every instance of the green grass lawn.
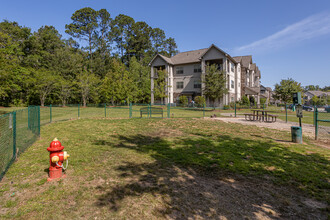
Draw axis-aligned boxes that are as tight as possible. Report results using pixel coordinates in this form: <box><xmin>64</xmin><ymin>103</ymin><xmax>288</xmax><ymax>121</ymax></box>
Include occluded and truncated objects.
<box><xmin>0</xmin><ymin>118</ymin><xmax>329</xmax><ymax>219</ymax></box>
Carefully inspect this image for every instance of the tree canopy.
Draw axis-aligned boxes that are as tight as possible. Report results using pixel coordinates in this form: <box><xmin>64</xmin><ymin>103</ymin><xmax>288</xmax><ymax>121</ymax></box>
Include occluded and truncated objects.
<box><xmin>273</xmin><ymin>78</ymin><xmax>303</xmax><ymax>103</ymax></box>
<box><xmin>0</xmin><ymin>7</ymin><xmax>178</xmax><ymax>107</ymax></box>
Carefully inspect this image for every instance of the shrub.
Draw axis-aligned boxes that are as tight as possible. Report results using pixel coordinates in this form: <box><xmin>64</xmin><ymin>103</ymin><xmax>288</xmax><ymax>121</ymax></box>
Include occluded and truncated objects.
<box><xmin>223</xmin><ymin>105</ymin><xmax>230</xmax><ymax>110</ymax></box>
<box><xmin>195</xmin><ymin>96</ymin><xmax>206</xmax><ymax>107</ymax></box>
<box><xmin>260</xmin><ymin>98</ymin><xmax>267</xmax><ymax>105</ymax></box>
<box><xmin>179</xmin><ymin>96</ymin><xmax>188</xmax><ymax>107</ymax></box>
<box><xmin>229</xmin><ymin>102</ymin><xmax>235</xmax><ymax>109</ymax></box>
<box><xmin>240</xmin><ymin>95</ymin><xmax>250</xmax><ymax>106</ymax></box>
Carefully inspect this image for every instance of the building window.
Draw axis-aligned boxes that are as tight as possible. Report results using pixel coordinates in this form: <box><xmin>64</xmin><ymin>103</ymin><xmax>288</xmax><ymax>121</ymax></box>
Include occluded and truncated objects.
<box><xmin>231</xmin><ymin>63</ymin><xmax>235</xmax><ymax>72</ymax></box>
<box><xmin>194</xmin><ymin>64</ymin><xmax>201</xmax><ymax>73</ymax></box>
<box><xmin>176</xmin><ymin>81</ymin><xmax>184</xmax><ymax>89</ymax></box>
<box><xmin>194</xmin><ymin>80</ymin><xmax>201</xmax><ymax>88</ymax></box>
<box><xmin>231</xmin><ymin>80</ymin><xmax>234</xmax><ymax>89</ymax></box>
<box><xmin>176</xmin><ymin>66</ymin><xmax>183</xmax><ymax>74</ymax></box>
<box><xmin>231</xmin><ymin>97</ymin><xmax>234</xmax><ymax>102</ymax></box>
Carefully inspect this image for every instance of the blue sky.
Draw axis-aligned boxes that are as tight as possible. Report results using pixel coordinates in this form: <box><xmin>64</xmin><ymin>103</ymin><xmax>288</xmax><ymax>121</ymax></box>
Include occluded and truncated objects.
<box><xmin>1</xmin><ymin>0</ymin><xmax>330</xmax><ymax>88</ymax></box>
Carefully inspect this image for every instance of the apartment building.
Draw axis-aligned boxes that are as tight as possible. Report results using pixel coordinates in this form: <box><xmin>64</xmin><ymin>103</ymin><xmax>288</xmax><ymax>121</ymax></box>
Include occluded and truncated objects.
<box><xmin>233</xmin><ymin>55</ymin><xmax>261</xmax><ymax>106</ymax></box>
<box><xmin>149</xmin><ymin>44</ymin><xmax>260</xmax><ymax>107</ymax></box>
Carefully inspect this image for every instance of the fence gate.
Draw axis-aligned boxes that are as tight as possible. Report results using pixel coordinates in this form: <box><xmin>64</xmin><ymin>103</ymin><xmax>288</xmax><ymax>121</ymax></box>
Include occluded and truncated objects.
<box><xmin>314</xmin><ymin>108</ymin><xmax>330</xmax><ymax>140</ymax></box>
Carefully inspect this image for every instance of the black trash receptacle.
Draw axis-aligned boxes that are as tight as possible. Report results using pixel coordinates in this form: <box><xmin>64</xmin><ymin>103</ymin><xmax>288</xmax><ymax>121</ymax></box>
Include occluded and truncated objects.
<box><xmin>291</xmin><ymin>126</ymin><xmax>302</xmax><ymax>144</ymax></box>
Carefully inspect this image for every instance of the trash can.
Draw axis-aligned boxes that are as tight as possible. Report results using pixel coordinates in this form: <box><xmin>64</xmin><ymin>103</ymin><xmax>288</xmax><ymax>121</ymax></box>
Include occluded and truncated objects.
<box><xmin>291</xmin><ymin>126</ymin><xmax>302</xmax><ymax>144</ymax></box>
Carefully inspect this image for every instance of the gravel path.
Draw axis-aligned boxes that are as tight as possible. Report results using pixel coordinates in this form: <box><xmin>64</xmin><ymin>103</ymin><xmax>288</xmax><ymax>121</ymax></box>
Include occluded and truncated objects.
<box><xmin>210</xmin><ymin>114</ymin><xmax>329</xmax><ymax>140</ymax></box>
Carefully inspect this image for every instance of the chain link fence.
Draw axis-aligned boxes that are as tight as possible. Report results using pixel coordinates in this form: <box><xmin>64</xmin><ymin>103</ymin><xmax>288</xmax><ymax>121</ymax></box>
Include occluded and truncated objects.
<box><xmin>0</xmin><ymin>106</ymin><xmax>40</xmax><ymax>180</ymax></box>
<box><xmin>315</xmin><ymin>108</ymin><xmax>330</xmax><ymax>140</ymax></box>
<box><xmin>2</xmin><ymin>103</ymin><xmax>328</xmax><ymax>180</ymax></box>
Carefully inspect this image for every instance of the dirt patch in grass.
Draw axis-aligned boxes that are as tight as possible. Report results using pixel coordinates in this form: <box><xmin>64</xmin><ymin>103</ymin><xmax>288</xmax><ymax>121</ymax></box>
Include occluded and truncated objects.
<box><xmin>148</xmin><ymin>128</ymin><xmax>184</xmax><ymax>138</ymax></box>
<box><xmin>95</xmin><ymin>161</ymin><xmax>327</xmax><ymax>219</ymax></box>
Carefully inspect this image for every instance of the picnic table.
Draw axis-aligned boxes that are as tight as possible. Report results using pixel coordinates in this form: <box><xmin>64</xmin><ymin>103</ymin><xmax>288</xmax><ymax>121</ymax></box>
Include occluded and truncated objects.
<box><xmin>244</xmin><ymin>110</ymin><xmax>278</xmax><ymax>122</ymax></box>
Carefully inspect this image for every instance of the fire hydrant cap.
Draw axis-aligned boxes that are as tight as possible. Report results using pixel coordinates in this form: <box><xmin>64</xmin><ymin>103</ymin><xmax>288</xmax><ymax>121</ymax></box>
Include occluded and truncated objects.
<box><xmin>47</xmin><ymin>138</ymin><xmax>64</xmax><ymax>152</ymax></box>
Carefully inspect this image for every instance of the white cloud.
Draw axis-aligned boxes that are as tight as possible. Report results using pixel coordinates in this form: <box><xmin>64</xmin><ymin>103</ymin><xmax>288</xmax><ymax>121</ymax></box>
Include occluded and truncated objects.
<box><xmin>235</xmin><ymin>12</ymin><xmax>330</xmax><ymax>53</ymax></box>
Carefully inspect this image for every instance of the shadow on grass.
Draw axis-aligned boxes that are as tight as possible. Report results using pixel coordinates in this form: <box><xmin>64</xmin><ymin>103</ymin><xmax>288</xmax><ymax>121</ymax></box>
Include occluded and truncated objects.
<box><xmin>93</xmin><ymin>133</ymin><xmax>329</xmax><ymax>219</ymax></box>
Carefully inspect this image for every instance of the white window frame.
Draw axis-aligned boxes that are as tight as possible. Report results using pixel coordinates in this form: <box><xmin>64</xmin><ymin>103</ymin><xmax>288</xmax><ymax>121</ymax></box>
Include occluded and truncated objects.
<box><xmin>231</xmin><ymin>63</ymin><xmax>235</xmax><ymax>72</ymax></box>
<box><xmin>176</xmin><ymin>66</ymin><xmax>184</xmax><ymax>74</ymax></box>
<box><xmin>194</xmin><ymin>64</ymin><xmax>201</xmax><ymax>73</ymax></box>
<box><xmin>194</xmin><ymin>80</ymin><xmax>201</xmax><ymax>88</ymax></box>
<box><xmin>176</xmin><ymin>81</ymin><xmax>184</xmax><ymax>89</ymax></box>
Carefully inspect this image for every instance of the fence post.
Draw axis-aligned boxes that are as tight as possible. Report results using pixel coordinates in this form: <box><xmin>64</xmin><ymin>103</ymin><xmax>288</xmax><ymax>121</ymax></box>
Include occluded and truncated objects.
<box><xmin>50</xmin><ymin>104</ymin><xmax>52</xmax><ymax>123</ymax></box>
<box><xmin>203</xmin><ymin>104</ymin><xmax>205</xmax><ymax>118</ymax></box>
<box><xmin>12</xmin><ymin>111</ymin><xmax>17</xmax><ymax>159</ymax></box>
<box><xmin>285</xmin><ymin>104</ymin><xmax>288</xmax><ymax>123</ymax></box>
<box><xmin>313</xmin><ymin>105</ymin><xmax>316</xmax><ymax>126</ymax></box>
<box><xmin>235</xmin><ymin>103</ymin><xmax>236</xmax><ymax>117</ymax></box>
<box><xmin>104</xmin><ymin>103</ymin><xmax>107</xmax><ymax>118</ymax></box>
<box><xmin>315</xmin><ymin>107</ymin><xmax>318</xmax><ymax>140</ymax></box>
<box><xmin>28</xmin><ymin>106</ymin><xmax>30</xmax><ymax>130</ymax></box>
<box><xmin>37</xmin><ymin>106</ymin><xmax>40</xmax><ymax>137</ymax></box>
<box><xmin>148</xmin><ymin>103</ymin><xmax>151</xmax><ymax>118</ymax></box>
<box><xmin>129</xmin><ymin>103</ymin><xmax>132</xmax><ymax>118</ymax></box>
<box><xmin>167</xmin><ymin>103</ymin><xmax>170</xmax><ymax>118</ymax></box>
<box><xmin>78</xmin><ymin>104</ymin><xmax>80</xmax><ymax>119</ymax></box>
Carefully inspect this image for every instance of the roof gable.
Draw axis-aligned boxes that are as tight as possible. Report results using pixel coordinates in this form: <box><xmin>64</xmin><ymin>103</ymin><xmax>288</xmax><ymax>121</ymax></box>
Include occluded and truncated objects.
<box><xmin>200</xmin><ymin>44</ymin><xmax>237</xmax><ymax>64</ymax></box>
<box><xmin>149</xmin><ymin>54</ymin><xmax>173</xmax><ymax>66</ymax></box>
<box><xmin>170</xmin><ymin>48</ymin><xmax>208</xmax><ymax>65</ymax></box>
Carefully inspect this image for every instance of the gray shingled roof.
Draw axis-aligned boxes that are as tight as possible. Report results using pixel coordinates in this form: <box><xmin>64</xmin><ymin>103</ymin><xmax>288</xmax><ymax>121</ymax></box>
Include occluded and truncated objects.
<box><xmin>171</xmin><ymin>48</ymin><xmax>208</xmax><ymax>65</ymax></box>
<box><xmin>306</xmin><ymin>91</ymin><xmax>330</xmax><ymax>97</ymax></box>
<box><xmin>250</xmin><ymin>63</ymin><xmax>256</xmax><ymax>71</ymax></box>
<box><xmin>256</xmin><ymin>66</ymin><xmax>261</xmax><ymax>78</ymax></box>
<box><xmin>158</xmin><ymin>54</ymin><xmax>174</xmax><ymax>65</ymax></box>
<box><xmin>150</xmin><ymin>45</ymin><xmax>238</xmax><ymax>66</ymax></box>
<box><xmin>233</xmin><ymin>55</ymin><xmax>252</xmax><ymax>68</ymax></box>
<box><xmin>244</xmin><ymin>86</ymin><xmax>259</xmax><ymax>95</ymax></box>
<box><xmin>233</xmin><ymin>56</ymin><xmax>242</xmax><ymax>63</ymax></box>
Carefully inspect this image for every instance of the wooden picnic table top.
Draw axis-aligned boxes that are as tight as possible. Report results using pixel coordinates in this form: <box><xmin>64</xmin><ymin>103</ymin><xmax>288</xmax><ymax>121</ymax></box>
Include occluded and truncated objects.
<box><xmin>251</xmin><ymin>110</ymin><xmax>276</xmax><ymax>113</ymax></box>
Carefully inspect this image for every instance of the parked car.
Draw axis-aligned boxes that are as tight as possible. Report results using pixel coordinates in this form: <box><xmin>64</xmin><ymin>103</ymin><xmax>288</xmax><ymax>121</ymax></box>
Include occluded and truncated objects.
<box><xmin>302</xmin><ymin>105</ymin><xmax>313</xmax><ymax>111</ymax></box>
<box><xmin>288</xmin><ymin>104</ymin><xmax>295</xmax><ymax>110</ymax></box>
<box><xmin>325</xmin><ymin>106</ymin><xmax>330</xmax><ymax>113</ymax></box>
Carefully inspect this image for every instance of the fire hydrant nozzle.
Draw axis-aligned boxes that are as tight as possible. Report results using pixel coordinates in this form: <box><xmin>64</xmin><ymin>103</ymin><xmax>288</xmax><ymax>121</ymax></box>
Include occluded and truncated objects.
<box><xmin>47</xmin><ymin>138</ymin><xmax>70</xmax><ymax>181</ymax></box>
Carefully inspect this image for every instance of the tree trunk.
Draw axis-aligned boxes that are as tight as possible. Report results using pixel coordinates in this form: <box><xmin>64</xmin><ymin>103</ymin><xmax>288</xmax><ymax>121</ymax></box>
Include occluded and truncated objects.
<box><xmin>83</xmin><ymin>96</ymin><xmax>87</xmax><ymax>107</ymax></box>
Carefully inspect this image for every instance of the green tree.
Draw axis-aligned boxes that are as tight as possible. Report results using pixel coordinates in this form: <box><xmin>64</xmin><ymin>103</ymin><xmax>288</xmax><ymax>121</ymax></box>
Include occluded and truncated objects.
<box><xmin>110</xmin><ymin>14</ymin><xmax>135</xmax><ymax>58</ymax></box>
<box><xmin>273</xmin><ymin>78</ymin><xmax>303</xmax><ymax>104</ymax></box>
<box><xmin>30</xmin><ymin>69</ymin><xmax>57</xmax><ymax>106</ymax></box>
<box><xmin>311</xmin><ymin>96</ymin><xmax>319</xmax><ymax>106</ymax></box>
<box><xmin>151</xmin><ymin>28</ymin><xmax>166</xmax><ymax>53</ymax></box>
<box><xmin>304</xmin><ymin>85</ymin><xmax>320</xmax><ymax>92</ymax></box>
<box><xmin>240</xmin><ymin>95</ymin><xmax>250</xmax><ymax>106</ymax></box>
<box><xmin>153</xmin><ymin>68</ymin><xmax>168</xmax><ymax>104</ymax></box>
<box><xmin>77</xmin><ymin>70</ymin><xmax>99</xmax><ymax>107</ymax></box>
<box><xmin>164</xmin><ymin>37</ymin><xmax>178</xmax><ymax>57</ymax></box>
<box><xmin>65</xmin><ymin>7</ymin><xmax>99</xmax><ymax>58</ymax></box>
<box><xmin>203</xmin><ymin>64</ymin><xmax>228</xmax><ymax>108</ymax></box>
<box><xmin>179</xmin><ymin>96</ymin><xmax>188</xmax><ymax>107</ymax></box>
<box><xmin>128</xmin><ymin>21</ymin><xmax>152</xmax><ymax>61</ymax></box>
<box><xmin>128</xmin><ymin>56</ymin><xmax>150</xmax><ymax>103</ymax></box>
<box><xmin>100</xmin><ymin>59</ymin><xmax>132</xmax><ymax>104</ymax></box>
<box><xmin>195</xmin><ymin>96</ymin><xmax>206</xmax><ymax>107</ymax></box>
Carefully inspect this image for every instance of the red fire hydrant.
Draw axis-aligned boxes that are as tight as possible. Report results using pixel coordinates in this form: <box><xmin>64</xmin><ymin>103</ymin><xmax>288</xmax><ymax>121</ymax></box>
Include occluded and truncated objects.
<box><xmin>47</xmin><ymin>138</ymin><xmax>70</xmax><ymax>181</ymax></box>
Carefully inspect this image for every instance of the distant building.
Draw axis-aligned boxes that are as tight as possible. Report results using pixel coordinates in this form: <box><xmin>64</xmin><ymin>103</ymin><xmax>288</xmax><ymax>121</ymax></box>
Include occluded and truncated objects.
<box><xmin>304</xmin><ymin>90</ymin><xmax>330</xmax><ymax>105</ymax></box>
<box><xmin>149</xmin><ymin>44</ymin><xmax>262</xmax><ymax>107</ymax></box>
<box><xmin>233</xmin><ymin>56</ymin><xmax>261</xmax><ymax>106</ymax></box>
